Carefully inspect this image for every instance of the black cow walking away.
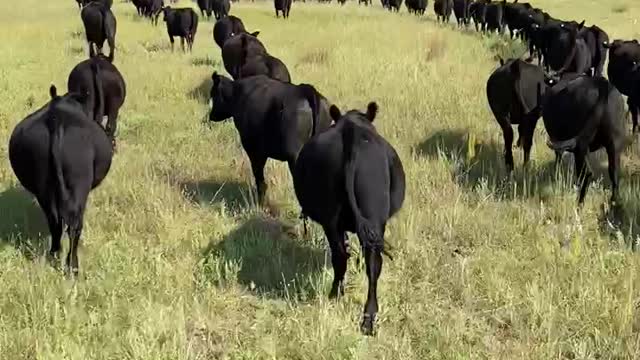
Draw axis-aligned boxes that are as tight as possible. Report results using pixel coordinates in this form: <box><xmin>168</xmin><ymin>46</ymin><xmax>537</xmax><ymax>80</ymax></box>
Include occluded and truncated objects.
<box><xmin>484</xmin><ymin>0</ymin><xmax>506</xmax><ymax>34</ymax></box>
<box><xmin>406</xmin><ymin>0</ymin><xmax>427</xmax><ymax>15</ymax></box>
<box><xmin>148</xmin><ymin>0</ymin><xmax>164</xmax><ymax>25</ymax></box>
<box><xmin>221</xmin><ymin>32</ymin><xmax>266</xmax><ymax>79</ymax></box>
<box><xmin>434</xmin><ymin>0</ymin><xmax>453</xmax><ymax>23</ymax></box>
<box><xmin>386</xmin><ymin>0</ymin><xmax>403</xmax><ymax>12</ymax></box>
<box><xmin>605</xmin><ymin>40</ymin><xmax>640</xmax><ymax>132</ymax></box>
<box><xmin>67</xmin><ymin>55</ymin><xmax>127</xmax><ymax>149</ymax></box>
<box><xmin>77</xmin><ymin>0</ymin><xmax>112</xmax><ymax>9</ymax></box>
<box><xmin>213</xmin><ymin>15</ymin><xmax>246</xmax><ymax>49</ymax></box>
<box><xmin>81</xmin><ymin>1</ymin><xmax>117</xmax><ymax>61</ymax></box>
<box><xmin>208</xmin><ymin>73</ymin><xmax>333</xmax><ymax>205</ymax></box>
<box><xmin>162</xmin><ymin>7</ymin><xmax>199</xmax><ymax>52</ymax></box>
<box><xmin>487</xmin><ymin>58</ymin><xmax>545</xmax><ymax>174</ymax></box>
<box><xmin>542</xmin><ymin>74</ymin><xmax>626</xmax><ymax>206</ymax></box>
<box><xmin>469</xmin><ymin>0</ymin><xmax>489</xmax><ymax>32</ymax></box>
<box><xmin>197</xmin><ymin>0</ymin><xmax>213</xmax><ymax>19</ymax></box>
<box><xmin>236</xmin><ymin>34</ymin><xmax>291</xmax><ymax>82</ymax></box>
<box><xmin>274</xmin><ymin>0</ymin><xmax>292</xmax><ymax>18</ymax></box>
<box><xmin>453</xmin><ymin>0</ymin><xmax>471</xmax><ymax>27</ymax></box>
<box><xmin>9</xmin><ymin>86</ymin><xmax>113</xmax><ymax>276</ymax></box>
<box><xmin>212</xmin><ymin>0</ymin><xmax>231</xmax><ymax>19</ymax></box>
<box><xmin>293</xmin><ymin>102</ymin><xmax>406</xmax><ymax>336</ymax></box>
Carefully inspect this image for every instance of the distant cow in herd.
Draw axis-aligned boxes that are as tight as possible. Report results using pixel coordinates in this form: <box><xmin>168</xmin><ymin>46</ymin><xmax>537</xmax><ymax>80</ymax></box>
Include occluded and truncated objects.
<box><xmin>81</xmin><ymin>1</ymin><xmax>117</xmax><ymax>61</ymax></box>
<box><xmin>162</xmin><ymin>7</ymin><xmax>199</xmax><ymax>52</ymax></box>
<box><xmin>9</xmin><ymin>86</ymin><xmax>113</xmax><ymax>277</ymax></box>
<box><xmin>293</xmin><ymin>102</ymin><xmax>406</xmax><ymax>335</ymax></box>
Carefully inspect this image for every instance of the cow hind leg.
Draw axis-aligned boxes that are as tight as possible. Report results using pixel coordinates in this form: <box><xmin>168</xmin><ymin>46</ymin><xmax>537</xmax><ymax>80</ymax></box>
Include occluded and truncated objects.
<box><xmin>249</xmin><ymin>154</ymin><xmax>268</xmax><ymax>206</ymax></box>
<box><xmin>41</xmin><ymin>199</ymin><xmax>63</xmax><ymax>268</ymax></box>
<box><xmin>180</xmin><ymin>37</ymin><xmax>185</xmax><ymax>52</ymax></box>
<box><xmin>65</xmin><ymin>201</ymin><xmax>87</xmax><ymax>278</ymax></box>
<box><xmin>519</xmin><ymin>125</ymin><xmax>534</xmax><ymax>170</ymax></box>
<box><xmin>324</xmin><ymin>224</ymin><xmax>348</xmax><ymax>299</ymax></box>
<box><xmin>106</xmin><ymin>108</ymin><xmax>119</xmax><ymax>149</ymax></box>
<box><xmin>629</xmin><ymin>98</ymin><xmax>639</xmax><ymax>133</ymax></box>
<box><xmin>360</xmin><ymin>225</ymin><xmax>384</xmax><ymax>336</ymax></box>
<box><xmin>606</xmin><ymin>143</ymin><xmax>620</xmax><ymax>205</ymax></box>
<box><xmin>500</xmin><ymin>122</ymin><xmax>515</xmax><ymax>174</ymax></box>
<box><xmin>574</xmin><ymin>147</ymin><xmax>593</xmax><ymax>206</ymax></box>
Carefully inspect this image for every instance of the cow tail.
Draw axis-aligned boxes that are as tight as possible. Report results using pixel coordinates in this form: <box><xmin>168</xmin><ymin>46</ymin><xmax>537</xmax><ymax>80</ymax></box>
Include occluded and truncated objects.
<box><xmin>547</xmin><ymin>78</ymin><xmax>609</xmax><ymax>152</ymax></box>
<box><xmin>342</xmin><ymin>123</ymin><xmax>387</xmax><ymax>259</ymax></box>
<box><xmin>91</xmin><ymin>61</ymin><xmax>105</xmax><ymax>126</ymax></box>
<box><xmin>297</xmin><ymin>84</ymin><xmax>319</xmax><ymax>137</ymax></box>
<box><xmin>46</xmin><ymin>89</ymin><xmax>70</xmax><ymax>223</ymax></box>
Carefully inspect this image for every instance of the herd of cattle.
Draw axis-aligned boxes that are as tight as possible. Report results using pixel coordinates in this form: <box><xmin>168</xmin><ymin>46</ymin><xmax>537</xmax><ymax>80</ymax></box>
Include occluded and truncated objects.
<box><xmin>5</xmin><ymin>0</ymin><xmax>640</xmax><ymax>336</ymax></box>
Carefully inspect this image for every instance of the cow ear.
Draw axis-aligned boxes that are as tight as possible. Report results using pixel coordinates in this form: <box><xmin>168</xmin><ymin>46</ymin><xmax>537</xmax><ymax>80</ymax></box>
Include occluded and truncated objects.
<box><xmin>49</xmin><ymin>85</ymin><xmax>57</xmax><ymax>99</ymax></box>
<box><xmin>329</xmin><ymin>105</ymin><xmax>342</xmax><ymax>122</ymax></box>
<box><xmin>366</xmin><ymin>102</ymin><xmax>378</xmax><ymax>122</ymax></box>
<box><xmin>250</xmin><ymin>31</ymin><xmax>260</xmax><ymax>37</ymax></box>
<box><xmin>578</xmin><ymin>20</ymin><xmax>585</xmax><ymax>29</ymax></box>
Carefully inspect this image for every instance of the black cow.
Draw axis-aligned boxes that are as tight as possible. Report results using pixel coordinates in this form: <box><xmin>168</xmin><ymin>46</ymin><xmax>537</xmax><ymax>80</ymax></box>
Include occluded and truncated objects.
<box><xmin>67</xmin><ymin>55</ymin><xmax>126</xmax><ymax>148</ymax></box>
<box><xmin>485</xmin><ymin>0</ymin><xmax>506</xmax><ymax>34</ymax></box>
<box><xmin>453</xmin><ymin>0</ymin><xmax>471</xmax><ymax>27</ymax></box>
<box><xmin>9</xmin><ymin>86</ymin><xmax>113</xmax><ymax>276</ymax></box>
<box><xmin>542</xmin><ymin>75</ymin><xmax>625</xmax><ymax>205</ymax></box>
<box><xmin>605</xmin><ymin>40</ymin><xmax>640</xmax><ymax>132</ymax></box>
<box><xmin>77</xmin><ymin>0</ymin><xmax>112</xmax><ymax>9</ymax></box>
<box><xmin>487</xmin><ymin>58</ymin><xmax>544</xmax><ymax>174</ymax></box>
<box><xmin>197</xmin><ymin>0</ymin><xmax>213</xmax><ymax>19</ymax></box>
<box><xmin>406</xmin><ymin>0</ymin><xmax>427</xmax><ymax>15</ymax></box>
<box><xmin>545</xmin><ymin>21</ymin><xmax>593</xmax><ymax>76</ymax></box>
<box><xmin>208</xmin><ymin>73</ymin><xmax>333</xmax><ymax>204</ymax></box>
<box><xmin>213</xmin><ymin>15</ymin><xmax>246</xmax><ymax>49</ymax></box>
<box><xmin>274</xmin><ymin>0</ymin><xmax>292</xmax><ymax>18</ymax></box>
<box><xmin>148</xmin><ymin>0</ymin><xmax>164</xmax><ymax>25</ymax></box>
<box><xmin>434</xmin><ymin>0</ymin><xmax>453</xmax><ymax>23</ymax></box>
<box><xmin>523</xmin><ymin>10</ymin><xmax>548</xmax><ymax>63</ymax></box>
<box><xmin>386</xmin><ymin>0</ymin><xmax>403</xmax><ymax>12</ymax></box>
<box><xmin>469</xmin><ymin>0</ymin><xmax>490</xmax><ymax>32</ymax></box>
<box><xmin>577</xmin><ymin>25</ymin><xmax>609</xmax><ymax>77</ymax></box>
<box><xmin>503</xmin><ymin>0</ymin><xmax>532</xmax><ymax>39</ymax></box>
<box><xmin>131</xmin><ymin>0</ymin><xmax>148</xmax><ymax>15</ymax></box>
<box><xmin>212</xmin><ymin>0</ymin><xmax>231</xmax><ymax>19</ymax></box>
<box><xmin>293</xmin><ymin>102</ymin><xmax>406</xmax><ymax>336</ymax></box>
<box><xmin>236</xmin><ymin>35</ymin><xmax>291</xmax><ymax>82</ymax></box>
<box><xmin>80</xmin><ymin>1</ymin><xmax>117</xmax><ymax>61</ymax></box>
<box><xmin>221</xmin><ymin>32</ymin><xmax>266</xmax><ymax>79</ymax></box>
<box><xmin>162</xmin><ymin>7</ymin><xmax>199</xmax><ymax>52</ymax></box>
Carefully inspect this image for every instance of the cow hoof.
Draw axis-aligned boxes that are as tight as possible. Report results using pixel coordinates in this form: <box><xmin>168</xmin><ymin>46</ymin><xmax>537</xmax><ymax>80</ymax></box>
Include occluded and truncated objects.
<box><xmin>46</xmin><ymin>253</ymin><xmax>61</xmax><ymax>270</ymax></box>
<box><xmin>64</xmin><ymin>266</ymin><xmax>79</xmax><ymax>279</ymax></box>
<box><xmin>360</xmin><ymin>314</ymin><xmax>376</xmax><ymax>336</ymax></box>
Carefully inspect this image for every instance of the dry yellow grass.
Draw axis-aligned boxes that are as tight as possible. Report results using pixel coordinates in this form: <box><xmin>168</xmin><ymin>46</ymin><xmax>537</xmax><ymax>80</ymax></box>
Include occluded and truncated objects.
<box><xmin>1</xmin><ymin>0</ymin><xmax>640</xmax><ymax>358</ymax></box>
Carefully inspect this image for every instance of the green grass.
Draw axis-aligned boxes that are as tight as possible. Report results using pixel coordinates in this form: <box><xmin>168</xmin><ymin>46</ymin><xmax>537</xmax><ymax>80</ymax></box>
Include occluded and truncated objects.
<box><xmin>1</xmin><ymin>0</ymin><xmax>640</xmax><ymax>358</ymax></box>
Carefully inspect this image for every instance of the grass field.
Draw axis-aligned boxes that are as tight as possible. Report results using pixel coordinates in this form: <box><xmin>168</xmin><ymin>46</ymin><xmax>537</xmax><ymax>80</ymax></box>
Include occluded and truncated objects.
<box><xmin>2</xmin><ymin>0</ymin><xmax>640</xmax><ymax>358</ymax></box>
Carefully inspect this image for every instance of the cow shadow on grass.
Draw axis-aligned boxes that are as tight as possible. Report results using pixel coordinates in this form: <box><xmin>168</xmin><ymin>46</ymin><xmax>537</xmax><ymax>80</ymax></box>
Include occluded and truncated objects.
<box><xmin>200</xmin><ymin>216</ymin><xmax>325</xmax><ymax>300</ymax></box>
<box><xmin>180</xmin><ymin>179</ymin><xmax>253</xmax><ymax>213</ymax></box>
<box><xmin>415</xmin><ymin>129</ymin><xmax>571</xmax><ymax>201</ymax></box>
<box><xmin>189</xmin><ymin>78</ymin><xmax>212</xmax><ymax>104</ymax></box>
<box><xmin>0</xmin><ymin>187</ymin><xmax>49</xmax><ymax>259</ymax></box>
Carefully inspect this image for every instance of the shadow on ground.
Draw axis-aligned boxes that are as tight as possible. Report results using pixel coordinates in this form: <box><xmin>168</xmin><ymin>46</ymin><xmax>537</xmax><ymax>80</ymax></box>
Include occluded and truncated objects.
<box><xmin>415</xmin><ymin>129</ymin><xmax>578</xmax><ymax>201</ymax></box>
<box><xmin>180</xmin><ymin>179</ymin><xmax>253</xmax><ymax>213</ymax></box>
<box><xmin>0</xmin><ymin>187</ymin><xmax>49</xmax><ymax>259</ymax></box>
<box><xmin>189</xmin><ymin>77</ymin><xmax>212</xmax><ymax>104</ymax></box>
<box><xmin>200</xmin><ymin>216</ymin><xmax>325</xmax><ymax>300</ymax></box>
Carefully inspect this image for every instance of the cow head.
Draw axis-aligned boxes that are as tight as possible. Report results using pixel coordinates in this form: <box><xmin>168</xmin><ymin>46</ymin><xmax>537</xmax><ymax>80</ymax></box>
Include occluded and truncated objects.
<box><xmin>209</xmin><ymin>72</ymin><xmax>234</xmax><ymax>122</ymax></box>
<box><xmin>329</xmin><ymin>102</ymin><xmax>379</xmax><ymax>129</ymax></box>
<box><xmin>161</xmin><ymin>6</ymin><xmax>172</xmax><ymax>22</ymax></box>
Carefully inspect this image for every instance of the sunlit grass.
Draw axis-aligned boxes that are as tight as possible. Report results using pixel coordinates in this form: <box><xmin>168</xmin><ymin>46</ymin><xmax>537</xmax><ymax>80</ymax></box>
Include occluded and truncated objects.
<box><xmin>1</xmin><ymin>0</ymin><xmax>640</xmax><ymax>358</ymax></box>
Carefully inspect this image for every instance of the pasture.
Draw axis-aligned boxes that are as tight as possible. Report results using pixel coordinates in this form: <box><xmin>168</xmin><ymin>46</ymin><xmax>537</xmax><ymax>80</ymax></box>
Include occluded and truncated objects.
<box><xmin>1</xmin><ymin>0</ymin><xmax>640</xmax><ymax>358</ymax></box>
